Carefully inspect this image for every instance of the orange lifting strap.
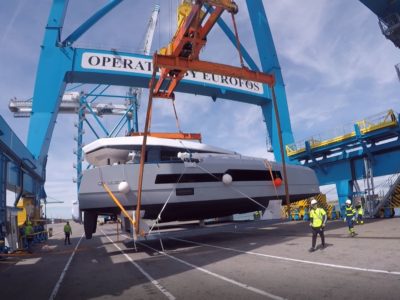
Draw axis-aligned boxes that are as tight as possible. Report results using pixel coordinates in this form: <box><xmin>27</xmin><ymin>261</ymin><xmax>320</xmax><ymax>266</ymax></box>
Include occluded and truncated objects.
<box><xmin>128</xmin><ymin>132</ymin><xmax>202</xmax><ymax>141</ymax></box>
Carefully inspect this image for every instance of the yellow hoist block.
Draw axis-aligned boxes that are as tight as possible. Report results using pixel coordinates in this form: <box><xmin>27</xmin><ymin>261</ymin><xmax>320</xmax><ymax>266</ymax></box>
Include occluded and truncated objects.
<box><xmin>17</xmin><ymin>198</ymin><xmax>34</xmax><ymax>226</ymax></box>
<box><xmin>159</xmin><ymin>0</ymin><xmax>205</xmax><ymax>56</ymax></box>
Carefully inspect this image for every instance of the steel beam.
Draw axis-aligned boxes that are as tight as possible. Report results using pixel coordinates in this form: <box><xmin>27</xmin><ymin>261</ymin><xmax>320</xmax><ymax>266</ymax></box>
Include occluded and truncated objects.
<box><xmin>0</xmin><ymin>154</ymin><xmax>6</xmax><ymax>241</ymax></box>
<box><xmin>246</xmin><ymin>0</ymin><xmax>295</xmax><ymax>163</ymax></box>
<box><xmin>63</xmin><ymin>0</ymin><xmax>124</xmax><ymax>46</ymax></box>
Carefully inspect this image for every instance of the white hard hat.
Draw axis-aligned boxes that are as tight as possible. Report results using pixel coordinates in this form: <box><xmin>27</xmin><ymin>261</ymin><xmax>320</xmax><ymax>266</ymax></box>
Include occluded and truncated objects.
<box><xmin>310</xmin><ymin>199</ymin><xmax>318</xmax><ymax>205</ymax></box>
<box><xmin>345</xmin><ymin>199</ymin><xmax>351</xmax><ymax>205</ymax></box>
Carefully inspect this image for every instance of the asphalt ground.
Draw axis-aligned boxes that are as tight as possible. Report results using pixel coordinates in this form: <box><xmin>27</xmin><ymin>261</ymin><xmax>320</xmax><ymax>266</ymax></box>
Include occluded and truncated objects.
<box><xmin>1</xmin><ymin>217</ymin><xmax>399</xmax><ymax>299</ymax></box>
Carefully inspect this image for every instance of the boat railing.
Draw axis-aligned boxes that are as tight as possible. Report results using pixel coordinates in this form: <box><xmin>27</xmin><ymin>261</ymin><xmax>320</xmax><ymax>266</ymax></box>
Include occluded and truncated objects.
<box><xmin>286</xmin><ymin>109</ymin><xmax>398</xmax><ymax>157</ymax></box>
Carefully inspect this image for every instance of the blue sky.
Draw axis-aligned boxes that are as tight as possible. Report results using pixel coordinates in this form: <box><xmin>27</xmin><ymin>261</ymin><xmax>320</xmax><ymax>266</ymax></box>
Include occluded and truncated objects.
<box><xmin>0</xmin><ymin>1</ymin><xmax>399</xmax><ymax>218</ymax></box>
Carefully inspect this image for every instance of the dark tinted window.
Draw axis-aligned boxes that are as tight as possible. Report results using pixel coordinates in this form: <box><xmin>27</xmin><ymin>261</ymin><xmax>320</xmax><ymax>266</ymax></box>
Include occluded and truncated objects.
<box><xmin>160</xmin><ymin>149</ymin><xmax>182</xmax><ymax>162</ymax></box>
<box><xmin>155</xmin><ymin>169</ymin><xmax>281</xmax><ymax>184</ymax></box>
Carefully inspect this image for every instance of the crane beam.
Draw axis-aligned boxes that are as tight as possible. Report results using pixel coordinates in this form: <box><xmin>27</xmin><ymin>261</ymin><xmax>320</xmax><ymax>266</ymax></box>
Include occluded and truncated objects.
<box><xmin>153</xmin><ymin>54</ymin><xmax>275</xmax><ymax>97</ymax></box>
<box><xmin>153</xmin><ymin>0</ymin><xmax>240</xmax><ymax>98</ymax></box>
<box><xmin>63</xmin><ymin>0</ymin><xmax>124</xmax><ymax>46</ymax></box>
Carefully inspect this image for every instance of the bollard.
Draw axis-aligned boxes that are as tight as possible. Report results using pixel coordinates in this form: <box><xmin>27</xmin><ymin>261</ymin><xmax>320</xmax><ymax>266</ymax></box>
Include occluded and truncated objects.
<box><xmin>303</xmin><ymin>208</ymin><xmax>310</xmax><ymax>221</ymax></box>
<box><xmin>294</xmin><ymin>209</ymin><xmax>299</xmax><ymax>221</ymax></box>
<box><xmin>384</xmin><ymin>207</ymin><xmax>392</xmax><ymax>218</ymax></box>
<box><xmin>48</xmin><ymin>227</ymin><xmax>53</xmax><ymax>237</ymax></box>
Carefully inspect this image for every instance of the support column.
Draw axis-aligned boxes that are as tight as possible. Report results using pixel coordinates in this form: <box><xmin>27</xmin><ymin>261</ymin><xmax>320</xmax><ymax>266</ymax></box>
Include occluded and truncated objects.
<box><xmin>0</xmin><ymin>154</ymin><xmax>7</xmax><ymax>241</ymax></box>
<box><xmin>336</xmin><ymin>180</ymin><xmax>353</xmax><ymax>217</ymax></box>
<box><xmin>246</xmin><ymin>0</ymin><xmax>295</xmax><ymax>163</ymax></box>
<box><xmin>27</xmin><ymin>0</ymin><xmax>71</xmax><ymax>169</ymax></box>
<box><xmin>76</xmin><ymin>96</ymin><xmax>85</xmax><ymax>191</ymax></box>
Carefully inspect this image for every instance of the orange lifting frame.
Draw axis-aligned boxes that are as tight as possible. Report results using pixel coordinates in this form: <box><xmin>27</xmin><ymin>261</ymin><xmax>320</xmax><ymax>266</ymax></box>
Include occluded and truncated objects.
<box><xmin>128</xmin><ymin>131</ymin><xmax>202</xmax><ymax>141</ymax></box>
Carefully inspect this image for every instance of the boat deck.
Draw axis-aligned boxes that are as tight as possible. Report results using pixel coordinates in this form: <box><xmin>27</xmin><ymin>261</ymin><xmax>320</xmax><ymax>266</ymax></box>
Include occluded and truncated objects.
<box><xmin>1</xmin><ymin>218</ymin><xmax>400</xmax><ymax>299</ymax></box>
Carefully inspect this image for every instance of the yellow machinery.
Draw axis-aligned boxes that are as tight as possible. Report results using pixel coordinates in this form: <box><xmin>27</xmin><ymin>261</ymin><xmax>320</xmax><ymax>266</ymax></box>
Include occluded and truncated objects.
<box><xmin>160</xmin><ymin>0</ymin><xmax>205</xmax><ymax>56</ymax></box>
<box><xmin>16</xmin><ymin>197</ymin><xmax>42</xmax><ymax>226</ymax></box>
<box><xmin>17</xmin><ymin>198</ymin><xmax>34</xmax><ymax>226</ymax></box>
<box><xmin>281</xmin><ymin>194</ymin><xmax>338</xmax><ymax>220</ymax></box>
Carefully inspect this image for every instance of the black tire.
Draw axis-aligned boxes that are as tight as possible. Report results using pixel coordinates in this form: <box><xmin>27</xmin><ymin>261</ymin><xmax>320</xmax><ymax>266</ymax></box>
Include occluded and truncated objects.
<box><xmin>84</xmin><ymin>211</ymin><xmax>97</xmax><ymax>239</ymax></box>
<box><xmin>92</xmin><ymin>216</ymin><xmax>97</xmax><ymax>233</ymax></box>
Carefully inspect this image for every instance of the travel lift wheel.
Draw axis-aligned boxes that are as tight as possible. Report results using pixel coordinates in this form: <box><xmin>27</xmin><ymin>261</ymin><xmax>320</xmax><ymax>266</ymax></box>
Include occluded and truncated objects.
<box><xmin>84</xmin><ymin>211</ymin><xmax>98</xmax><ymax>239</ymax></box>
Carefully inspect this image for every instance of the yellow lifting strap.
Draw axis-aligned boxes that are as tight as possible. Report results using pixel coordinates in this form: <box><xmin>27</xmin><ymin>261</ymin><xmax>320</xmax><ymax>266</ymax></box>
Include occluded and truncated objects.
<box><xmin>102</xmin><ymin>183</ymin><xmax>136</xmax><ymax>227</ymax></box>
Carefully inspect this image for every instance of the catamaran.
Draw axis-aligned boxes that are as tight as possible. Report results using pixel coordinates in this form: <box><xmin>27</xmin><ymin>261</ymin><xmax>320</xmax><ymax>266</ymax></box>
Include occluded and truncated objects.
<box><xmin>77</xmin><ymin>134</ymin><xmax>320</xmax><ymax>238</ymax></box>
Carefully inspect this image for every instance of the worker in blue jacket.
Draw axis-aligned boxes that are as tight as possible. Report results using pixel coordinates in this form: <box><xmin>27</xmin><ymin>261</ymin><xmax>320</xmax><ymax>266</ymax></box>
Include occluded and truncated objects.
<box><xmin>356</xmin><ymin>204</ymin><xmax>364</xmax><ymax>225</ymax></box>
<box><xmin>345</xmin><ymin>199</ymin><xmax>357</xmax><ymax>237</ymax></box>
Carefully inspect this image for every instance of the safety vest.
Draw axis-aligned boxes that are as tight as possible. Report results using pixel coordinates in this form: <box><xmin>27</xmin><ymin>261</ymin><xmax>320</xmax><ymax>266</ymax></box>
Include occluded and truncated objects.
<box><xmin>346</xmin><ymin>205</ymin><xmax>355</xmax><ymax>217</ymax></box>
<box><xmin>64</xmin><ymin>224</ymin><xmax>72</xmax><ymax>233</ymax></box>
<box><xmin>310</xmin><ymin>207</ymin><xmax>326</xmax><ymax>227</ymax></box>
<box><xmin>25</xmin><ymin>225</ymin><xmax>33</xmax><ymax>236</ymax></box>
<box><xmin>357</xmin><ymin>207</ymin><xmax>363</xmax><ymax>215</ymax></box>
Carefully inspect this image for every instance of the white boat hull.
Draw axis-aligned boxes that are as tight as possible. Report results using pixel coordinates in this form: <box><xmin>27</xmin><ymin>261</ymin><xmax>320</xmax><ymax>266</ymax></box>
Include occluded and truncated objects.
<box><xmin>78</xmin><ymin>156</ymin><xmax>319</xmax><ymax>221</ymax></box>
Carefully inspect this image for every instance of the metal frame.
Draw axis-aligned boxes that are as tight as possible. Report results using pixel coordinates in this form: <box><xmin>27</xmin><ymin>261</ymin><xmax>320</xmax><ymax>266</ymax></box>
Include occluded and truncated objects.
<box><xmin>28</xmin><ymin>0</ymin><xmax>294</xmax><ymax>169</ymax></box>
<box><xmin>0</xmin><ymin>116</ymin><xmax>43</xmax><ymax>241</ymax></box>
<box><xmin>23</xmin><ymin>0</ymin><xmax>296</xmax><ymax>226</ymax></box>
<box><xmin>289</xmin><ymin>114</ymin><xmax>400</xmax><ymax>214</ymax></box>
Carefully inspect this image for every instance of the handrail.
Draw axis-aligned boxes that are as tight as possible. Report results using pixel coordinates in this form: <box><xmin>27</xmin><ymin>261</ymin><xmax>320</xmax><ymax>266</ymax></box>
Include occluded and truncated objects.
<box><xmin>286</xmin><ymin>109</ymin><xmax>398</xmax><ymax>156</ymax></box>
<box><xmin>372</xmin><ymin>172</ymin><xmax>400</xmax><ymax>216</ymax></box>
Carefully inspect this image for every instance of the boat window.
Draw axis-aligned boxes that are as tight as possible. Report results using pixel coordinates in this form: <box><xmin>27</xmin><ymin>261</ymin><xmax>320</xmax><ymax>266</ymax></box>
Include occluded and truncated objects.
<box><xmin>176</xmin><ymin>188</ymin><xmax>194</xmax><ymax>196</ymax></box>
<box><xmin>160</xmin><ymin>148</ymin><xmax>182</xmax><ymax>162</ymax></box>
<box><xmin>147</xmin><ymin>148</ymin><xmax>160</xmax><ymax>162</ymax></box>
<box><xmin>155</xmin><ymin>170</ymin><xmax>282</xmax><ymax>184</ymax></box>
<box><xmin>126</xmin><ymin>151</ymin><xmax>141</xmax><ymax>163</ymax></box>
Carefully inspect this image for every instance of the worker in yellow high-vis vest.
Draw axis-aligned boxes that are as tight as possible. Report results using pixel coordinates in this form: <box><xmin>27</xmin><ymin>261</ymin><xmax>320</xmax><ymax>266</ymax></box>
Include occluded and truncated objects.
<box><xmin>345</xmin><ymin>199</ymin><xmax>357</xmax><ymax>236</ymax></box>
<box><xmin>356</xmin><ymin>204</ymin><xmax>364</xmax><ymax>225</ymax></box>
<box><xmin>309</xmin><ymin>199</ymin><xmax>327</xmax><ymax>252</ymax></box>
<box><xmin>64</xmin><ymin>221</ymin><xmax>72</xmax><ymax>245</ymax></box>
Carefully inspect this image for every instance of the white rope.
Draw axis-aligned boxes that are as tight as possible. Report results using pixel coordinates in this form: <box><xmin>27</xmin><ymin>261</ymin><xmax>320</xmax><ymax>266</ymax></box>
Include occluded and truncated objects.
<box><xmin>147</xmin><ymin>166</ymin><xmax>187</xmax><ymax>235</ymax></box>
<box><xmin>195</xmin><ymin>163</ymin><xmax>268</xmax><ymax>210</ymax></box>
<box><xmin>263</xmin><ymin>159</ymin><xmax>281</xmax><ymax>201</ymax></box>
<box><xmin>178</xmin><ymin>139</ymin><xmax>269</xmax><ymax>210</ymax></box>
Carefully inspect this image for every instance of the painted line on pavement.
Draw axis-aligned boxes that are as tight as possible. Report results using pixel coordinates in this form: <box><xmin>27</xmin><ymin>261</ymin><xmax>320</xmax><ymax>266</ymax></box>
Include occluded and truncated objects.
<box><xmin>138</xmin><ymin>241</ymin><xmax>286</xmax><ymax>300</ymax></box>
<box><xmin>49</xmin><ymin>233</ymin><xmax>84</xmax><ymax>300</ymax></box>
<box><xmin>171</xmin><ymin>237</ymin><xmax>400</xmax><ymax>276</ymax></box>
<box><xmin>101</xmin><ymin>230</ymin><xmax>176</xmax><ymax>300</ymax></box>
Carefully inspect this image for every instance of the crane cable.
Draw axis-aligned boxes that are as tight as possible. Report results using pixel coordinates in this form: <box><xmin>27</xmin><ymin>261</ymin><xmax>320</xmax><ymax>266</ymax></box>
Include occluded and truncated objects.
<box><xmin>263</xmin><ymin>159</ymin><xmax>281</xmax><ymax>201</ymax></box>
<box><xmin>230</xmin><ymin>9</ymin><xmax>290</xmax><ymax>215</ymax></box>
<box><xmin>147</xmin><ymin>167</ymin><xmax>187</xmax><ymax>236</ymax></box>
<box><xmin>195</xmin><ymin>163</ymin><xmax>268</xmax><ymax>210</ymax></box>
<box><xmin>230</xmin><ymin>12</ymin><xmax>245</xmax><ymax>68</ymax></box>
<box><xmin>178</xmin><ymin>140</ymin><xmax>268</xmax><ymax>211</ymax></box>
<box><xmin>171</xmin><ymin>99</ymin><xmax>182</xmax><ymax>133</ymax></box>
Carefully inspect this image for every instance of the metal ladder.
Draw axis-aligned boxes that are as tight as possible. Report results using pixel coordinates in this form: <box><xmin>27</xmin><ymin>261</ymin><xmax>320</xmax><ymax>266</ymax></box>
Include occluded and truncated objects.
<box><xmin>363</xmin><ymin>158</ymin><xmax>376</xmax><ymax>217</ymax></box>
<box><xmin>372</xmin><ymin>173</ymin><xmax>400</xmax><ymax>217</ymax></box>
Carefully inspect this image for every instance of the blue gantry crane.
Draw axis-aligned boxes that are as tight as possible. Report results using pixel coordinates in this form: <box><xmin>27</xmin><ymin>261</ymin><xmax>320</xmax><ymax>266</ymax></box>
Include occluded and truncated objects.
<box><xmin>2</xmin><ymin>0</ymin><xmax>400</xmax><ymax>243</ymax></box>
<box><xmin>286</xmin><ymin>110</ymin><xmax>400</xmax><ymax>216</ymax></box>
<box><xmin>1</xmin><ymin>0</ymin><xmax>295</xmax><ymax>241</ymax></box>
<box><xmin>359</xmin><ymin>0</ymin><xmax>400</xmax><ymax>49</ymax></box>
<box><xmin>284</xmin><ymin>1</ymin><xmax>400</xmax><ymax>217</ymax></box>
